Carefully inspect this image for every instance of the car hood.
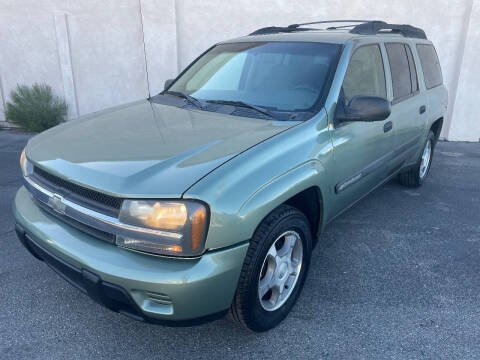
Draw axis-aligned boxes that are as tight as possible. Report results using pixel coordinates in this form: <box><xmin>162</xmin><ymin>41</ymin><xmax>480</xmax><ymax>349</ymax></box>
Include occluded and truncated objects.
<box><xmin>26</xmin><ymin>100</ymin><xmax>298</xmax><ymax>198</ymax></box>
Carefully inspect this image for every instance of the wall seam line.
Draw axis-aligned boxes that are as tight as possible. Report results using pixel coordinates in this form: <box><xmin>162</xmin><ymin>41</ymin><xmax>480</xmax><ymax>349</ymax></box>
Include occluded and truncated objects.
<box><xmin>174</xmin><ymin>0</ymin><xmax>182</xmax><ymax>73</ymax></box>
<box><xmin>443</xmin><ymin>0</ymin><xmax>474</xmax><ymax>139</ymax></box>
<box><xmin>138</xmin><ymin>0</ymin><xmax>151</xmax><ymax>97</ymax></box>
<box><xmin>0</xmin><ymin>69</ymin><xmax>6</xmax><ymax>118</ymax></box>
<box><xmin>64</xmin><ymin>14</ymin><xmax>80</xmax><ymax>117</ymax></box>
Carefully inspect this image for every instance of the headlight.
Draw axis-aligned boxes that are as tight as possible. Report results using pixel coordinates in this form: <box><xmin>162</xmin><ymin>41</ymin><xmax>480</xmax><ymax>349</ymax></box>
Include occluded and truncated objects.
<box><xmin>117</xmin><ymin>200</ymin><xmax>208</xmax><ymax>257</ymax></box>
<box><xmin>20</xmin><ymin>148</ymin><xmax>33</xmax><ymax>177</ymax></box>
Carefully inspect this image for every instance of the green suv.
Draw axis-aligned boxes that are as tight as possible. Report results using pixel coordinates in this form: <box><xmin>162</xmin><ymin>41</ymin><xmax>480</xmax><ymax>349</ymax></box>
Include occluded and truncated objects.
<box><xmin>14</xmin><ymin>20</ymin><xmax>447</xmax><ymax>331</ymax></box>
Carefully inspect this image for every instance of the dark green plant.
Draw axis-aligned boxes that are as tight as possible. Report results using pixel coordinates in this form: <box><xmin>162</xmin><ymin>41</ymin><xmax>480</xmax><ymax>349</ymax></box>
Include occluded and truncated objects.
<box><xmin>5</xmin><ymin>83</ymin><xmax>68</xmax><ymax>132</ymax></box>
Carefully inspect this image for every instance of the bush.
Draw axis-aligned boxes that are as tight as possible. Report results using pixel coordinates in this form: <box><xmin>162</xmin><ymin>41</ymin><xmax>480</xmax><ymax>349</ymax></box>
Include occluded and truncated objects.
<box><xmin>5</xmin><ymin>83</ymin><xmax>68</xmax><ymax>132</ymax></box>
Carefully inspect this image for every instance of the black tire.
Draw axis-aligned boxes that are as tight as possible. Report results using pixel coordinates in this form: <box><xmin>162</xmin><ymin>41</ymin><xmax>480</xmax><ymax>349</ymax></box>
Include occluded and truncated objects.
<box><xmin>398</xmin><ymin>131</ymin><xmax>435</xmax><ymax>187</ymax></box>
<box><xmin>229</xmin><ymin>204</ymin><xmax>312</xmax><ymax>332</ymax></box>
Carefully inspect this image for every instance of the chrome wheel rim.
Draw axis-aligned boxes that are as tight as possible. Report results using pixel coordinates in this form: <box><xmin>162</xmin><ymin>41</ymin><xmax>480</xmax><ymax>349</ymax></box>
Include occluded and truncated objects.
<box><xmin>419</xmin><ymin>139</ymin><xmax>432</xmax><ymax>179</ymax></box>
<box><xmin>258</xmin><ymin>230</ymin><xmax>303</xmax><ymax>312</ymax></box>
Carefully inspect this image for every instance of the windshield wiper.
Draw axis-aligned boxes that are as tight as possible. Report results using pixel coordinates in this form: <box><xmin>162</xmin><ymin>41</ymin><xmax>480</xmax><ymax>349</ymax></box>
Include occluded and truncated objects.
<box><xmin>163</xmin><ymin>90</ymin><xmax>204</xmax><ymax>109</ymax></box>
<box><xmin>206</xmin><ymin>99</ymin><xmax>277</xmax><ymax>120</ymax></box>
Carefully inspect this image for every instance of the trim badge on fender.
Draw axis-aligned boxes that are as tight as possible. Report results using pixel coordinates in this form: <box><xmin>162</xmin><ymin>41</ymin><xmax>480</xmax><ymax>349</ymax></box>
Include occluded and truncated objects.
<box><xmin>48</xmin><ymin>194</ymin><xmax>66</xmax><ymax>215</ymax></box>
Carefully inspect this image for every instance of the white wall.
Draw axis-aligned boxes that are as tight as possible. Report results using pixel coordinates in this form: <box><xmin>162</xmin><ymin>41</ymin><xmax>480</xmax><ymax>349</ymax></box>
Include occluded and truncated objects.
<box><xmin>0</xmin><ymin>0</ymin><xmax>478</xmax><ymax>141</ymax></box>
<box><xmin>447</xmin><ymin>0</ymin><xmax>479</xmax><ymax>141</ymax></box>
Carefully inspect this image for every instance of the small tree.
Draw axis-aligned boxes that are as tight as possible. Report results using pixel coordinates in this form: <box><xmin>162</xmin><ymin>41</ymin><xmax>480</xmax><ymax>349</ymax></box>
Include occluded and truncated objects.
<box><xmin>5</xmin><ymin>83</ymin><xmax>68</xmax><ymax>132</ymax></box>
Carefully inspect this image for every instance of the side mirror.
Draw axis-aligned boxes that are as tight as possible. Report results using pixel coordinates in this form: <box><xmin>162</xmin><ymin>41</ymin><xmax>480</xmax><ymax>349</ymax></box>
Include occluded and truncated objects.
<box><xmin>164</xmin><ymin>79</ymin><xmax>175</xmax><ymax>91</ymax></box>
<box><xmin>336</xmin><ymin>96</ymin><xmax>391</xmax><ymax>123</ymax></box>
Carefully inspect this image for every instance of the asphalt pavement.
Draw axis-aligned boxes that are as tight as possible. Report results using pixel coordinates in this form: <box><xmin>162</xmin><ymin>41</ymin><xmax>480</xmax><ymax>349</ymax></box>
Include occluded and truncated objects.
<box><xmin>1</xmin><ymin>130</ymin><xmax>479</xmax><ymax>359</ymax></box>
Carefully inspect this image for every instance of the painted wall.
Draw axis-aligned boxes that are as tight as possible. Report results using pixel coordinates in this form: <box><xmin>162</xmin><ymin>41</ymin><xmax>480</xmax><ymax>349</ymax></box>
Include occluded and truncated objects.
<box><xmin>0</xmin><ymin>0</ymin><xmax>478</xmax><ymax>141</ymax></box>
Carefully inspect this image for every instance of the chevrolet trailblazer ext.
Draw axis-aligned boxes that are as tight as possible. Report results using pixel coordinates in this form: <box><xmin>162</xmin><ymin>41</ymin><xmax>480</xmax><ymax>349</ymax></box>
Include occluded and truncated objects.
<box><xmin>14</xmin><ymin>20</ymin><xmax>447</xmax><ymax>331</ymax></box>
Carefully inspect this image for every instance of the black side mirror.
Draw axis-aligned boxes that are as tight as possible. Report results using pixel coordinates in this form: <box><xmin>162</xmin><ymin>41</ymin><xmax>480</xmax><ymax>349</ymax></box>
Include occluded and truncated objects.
<box><xmin>336</xmin><ymin>96</ymin><xmax>391</xmax><ymax>123</ymax></box>
<box><xmin>164</xmin><ymin>79</ymin><xmax>175</xmax><ymax>91</ymax></box>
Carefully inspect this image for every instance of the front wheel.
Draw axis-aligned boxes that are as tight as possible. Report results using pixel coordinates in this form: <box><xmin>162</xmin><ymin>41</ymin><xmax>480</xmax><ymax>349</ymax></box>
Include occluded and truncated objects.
<box><xmin>229</xmin><ymin>205</ymin><xmax>312</xmax><ymax>332</ymax></box>
<box><xmin>398</xmin><ymin>131</ymin><xmax>435</xmax><ymax>187</ymax></box>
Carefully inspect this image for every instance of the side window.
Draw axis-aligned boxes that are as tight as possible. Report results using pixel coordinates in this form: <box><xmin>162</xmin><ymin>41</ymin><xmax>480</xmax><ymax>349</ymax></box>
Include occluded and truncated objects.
<box><xmin>342</xmin><ymin>44</ymin><xmax>386</xmax><ymax>102</ymax></box>
<box><xmin>386</xmin><ymin>43</ymin><xmax>416</xmax><ymax>101</ymax></box>
<box><xmin>416</xmin><ymin>44</ymin><xmax>443</xmax><ymax>89</ymax></box>
<box><xmin>405</xmin><ymin>45</ymin><xmax>418</xmax><ymax>92</ymax></box>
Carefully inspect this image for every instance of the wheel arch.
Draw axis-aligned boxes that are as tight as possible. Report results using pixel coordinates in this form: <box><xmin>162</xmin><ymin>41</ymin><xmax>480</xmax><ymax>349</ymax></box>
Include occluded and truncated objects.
<box><xmin>430</xmin><ymin>117</ymin><xmax>443</xmax><ymax>142</ymax></box>
<box><xmin>283</xmin><ymin>186</ymin><xmax>323</xmax><ymax>243</ymax></box>
<box><xmin>238</xmin><ymin>161</ymin><xmax>328</xmax><ymax>244</ymax></box>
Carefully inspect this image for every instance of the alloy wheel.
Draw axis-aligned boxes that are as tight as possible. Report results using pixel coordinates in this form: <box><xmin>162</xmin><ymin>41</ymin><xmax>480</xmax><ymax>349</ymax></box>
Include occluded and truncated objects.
<box><xmin>419</xmin><ymin>139</ymin><xmax>432</xmax><ymax>179</ymax></box>
<box><xmin>258</xmin><ymin>230</ymin><xmax>303</xmax><ymax>311</ymax></box>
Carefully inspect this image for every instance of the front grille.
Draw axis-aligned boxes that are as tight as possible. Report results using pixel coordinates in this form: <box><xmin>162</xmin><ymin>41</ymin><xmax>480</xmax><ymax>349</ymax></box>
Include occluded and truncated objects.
<box><xmin>34</xmin><ymin>199</ymin><xmax>116</xmax><ymax>244</ymax></box>
<box><xmin>32</xmin><ymin>166</ymin><xmax>122</xmax><ymax>217</ymax></box>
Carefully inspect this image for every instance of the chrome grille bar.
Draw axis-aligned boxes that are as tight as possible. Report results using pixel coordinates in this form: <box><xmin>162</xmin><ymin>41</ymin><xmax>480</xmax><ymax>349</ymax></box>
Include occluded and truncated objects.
<box><xmin>23</xmin><ymin>176</ymin><xmax>182</xmax><ymax>243</ymax></box>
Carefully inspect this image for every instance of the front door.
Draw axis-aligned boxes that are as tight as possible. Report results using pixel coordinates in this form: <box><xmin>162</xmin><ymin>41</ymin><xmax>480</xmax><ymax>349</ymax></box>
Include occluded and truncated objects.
<box><xmin>329</xmin><ymin>43</ymin><xmax>394</xmax><ymax>216</ymax></box>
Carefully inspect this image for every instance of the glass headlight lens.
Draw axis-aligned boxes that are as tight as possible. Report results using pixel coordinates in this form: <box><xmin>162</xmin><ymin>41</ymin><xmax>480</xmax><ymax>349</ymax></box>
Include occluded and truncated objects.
<box><xmin>20</xmin><ymin>148</ymin><xmax>33</xmax><ymax>177</ymax></box>
<box><xmin>117</xmin><ymin>200</ymin><xmax>208</xmax><ymax>257</ymax></box>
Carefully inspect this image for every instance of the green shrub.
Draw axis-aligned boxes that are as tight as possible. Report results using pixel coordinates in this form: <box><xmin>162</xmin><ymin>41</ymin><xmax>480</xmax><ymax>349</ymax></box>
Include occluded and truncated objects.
<box><xmin>5</xmin><ymin>83</ymin><xmax>68</xmax><ymax>132</ymax></box>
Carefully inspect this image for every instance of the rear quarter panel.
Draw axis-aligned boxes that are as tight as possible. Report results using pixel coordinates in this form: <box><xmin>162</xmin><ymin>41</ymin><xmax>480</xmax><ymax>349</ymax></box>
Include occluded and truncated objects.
<box><xmin>412</xmin><ymin>40</ymin><xmax>448</xmax><ymax>153</ymax></box>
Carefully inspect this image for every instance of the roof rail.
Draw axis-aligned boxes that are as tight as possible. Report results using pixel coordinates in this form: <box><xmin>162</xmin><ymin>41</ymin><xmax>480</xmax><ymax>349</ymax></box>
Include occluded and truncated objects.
<box><xmin>249</xmin><ymin>20</ymin><xmax>427</xmax><ymax>39</ymax></box>
<box><xmin>249</xmin><ymin>20</ymin><xmax>370</xmax><ymax>36</ymax></box>
<box><xmin>249</xmin><ymin>26</ymin><xmax>311</xmax><ymax>36</ymax></box>
<box><xmin>350</xmin><ymin>21</ymin><xmax>427</xmax><ymax>39</ymax></box>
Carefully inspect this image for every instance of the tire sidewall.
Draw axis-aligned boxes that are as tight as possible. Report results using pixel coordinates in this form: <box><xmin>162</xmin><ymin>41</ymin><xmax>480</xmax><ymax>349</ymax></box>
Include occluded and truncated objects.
<box><xmin>244</xmin><ymin>212</ymin><xmax>312</xmax><ymax>331</ymax></box>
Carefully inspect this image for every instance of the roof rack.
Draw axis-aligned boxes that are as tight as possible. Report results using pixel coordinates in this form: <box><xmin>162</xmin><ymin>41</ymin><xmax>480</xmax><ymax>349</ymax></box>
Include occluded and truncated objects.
<box><xmin>350</xmin><ymin>21</ymin><xmax>427</xmax><ymax>39</ymax></box>
<box><xmin>249</xmin><ymin>20</ymin><xmax>427</xmax><ymax>39</ymax></box>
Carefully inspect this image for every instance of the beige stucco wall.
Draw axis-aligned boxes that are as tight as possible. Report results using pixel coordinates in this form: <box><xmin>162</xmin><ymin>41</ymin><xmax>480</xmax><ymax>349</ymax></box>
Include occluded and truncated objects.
<box><xmin>0</xmin><ymin>0</ymin><xmax>478</xmax><ymax>141</ymax></box>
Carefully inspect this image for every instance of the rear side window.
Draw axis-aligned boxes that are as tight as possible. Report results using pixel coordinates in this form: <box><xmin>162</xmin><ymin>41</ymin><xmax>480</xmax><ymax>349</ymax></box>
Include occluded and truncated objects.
<box><xmin>385</xmin><ymin>43</ymin><xmax>418</xmax><ymax>101</ymax></box>
<box><xmin>405</xmin><ymin>45</ymin><xmax>418</xmax><ymax>92</ymax></box>
<box><xmin>342</xmin><ymin>44</ymin><xmax>386</xmax><ymax>102</ymax></box>
<box><xmin>416</xmin><ymin>44</ymin><xmax>443</xmax><ymax>89</ymax></box>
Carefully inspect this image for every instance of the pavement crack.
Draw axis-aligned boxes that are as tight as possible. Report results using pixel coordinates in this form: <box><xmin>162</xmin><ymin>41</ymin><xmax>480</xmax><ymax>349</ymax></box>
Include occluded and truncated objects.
<box><xmin>0</xmin><ymin>229</ymin><xmax>14</xmax><ymax>237</ymax></box>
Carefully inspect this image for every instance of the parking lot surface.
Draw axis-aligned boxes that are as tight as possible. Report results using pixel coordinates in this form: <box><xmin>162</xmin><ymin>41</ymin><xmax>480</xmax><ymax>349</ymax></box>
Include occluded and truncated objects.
<box><xmin>1</xmin><ymin>131</ymin><xmax>479</xmax><ymax>359</ymax></box>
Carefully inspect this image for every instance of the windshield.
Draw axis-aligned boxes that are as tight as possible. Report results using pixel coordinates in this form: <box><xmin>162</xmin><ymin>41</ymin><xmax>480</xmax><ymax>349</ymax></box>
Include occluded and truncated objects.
<box><xmin>167</xmin><ymin>42</ymin><xmax>341</xmax><ymax>118</ymax></box>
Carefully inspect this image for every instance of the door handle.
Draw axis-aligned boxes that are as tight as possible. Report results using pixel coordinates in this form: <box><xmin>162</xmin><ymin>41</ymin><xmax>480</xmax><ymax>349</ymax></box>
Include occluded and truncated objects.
<box><xmin>419</xmin><ymin>105</ymin><xmax>426</xmax><ymax>114</ymax></box>
<box><xmin>383</xmin><ymin>121</ymin><xmax>393</xmax><ymax>133</ymax></box>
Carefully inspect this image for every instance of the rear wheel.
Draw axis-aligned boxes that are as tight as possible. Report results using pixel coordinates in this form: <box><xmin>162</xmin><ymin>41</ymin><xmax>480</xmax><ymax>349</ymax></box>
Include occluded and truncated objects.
<box><xmin>398</xmin><ymin>131</ymin><xmax>435</xmax><ymax>187</ymax></box>
<box><xmin>229</xmin><ymin>205</ymin><xmax>312</xmax><ymax>332</ymax></box>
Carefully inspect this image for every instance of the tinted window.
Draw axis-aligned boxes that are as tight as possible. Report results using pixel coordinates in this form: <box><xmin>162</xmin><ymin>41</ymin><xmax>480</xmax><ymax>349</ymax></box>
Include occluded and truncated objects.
<box><xmin>342</xmin><ymin>45</ymin><xmax>386</xmax><ymax>101</ymax></box>
<box><xmin>405</xmin><ymin>45</ymin><xmax>418</xmax><ymax>92</ymax></box>
<box><xmin>386</xmin><ymin>43</ymin><xmax>414</xmax><ymax>101</ymax></box>
<box><xmin>416</xmin><ymin>44</ymin><xmax>443</xmax><ymax>89</ymax></box>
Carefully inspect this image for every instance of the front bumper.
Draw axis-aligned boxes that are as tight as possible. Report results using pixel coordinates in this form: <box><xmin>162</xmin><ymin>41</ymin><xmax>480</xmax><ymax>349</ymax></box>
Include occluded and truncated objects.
<box><xmin>13</xmin><ymin>186</ymin><xmax>248</xmax><ymax>324</ymax></box>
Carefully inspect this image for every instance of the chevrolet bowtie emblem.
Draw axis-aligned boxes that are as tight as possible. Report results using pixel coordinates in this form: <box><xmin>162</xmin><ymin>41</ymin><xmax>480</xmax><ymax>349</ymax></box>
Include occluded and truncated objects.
<box><xmin>48</xmin><ymin>193</ymin><xmax>66</xmax><ymax>214</ymax></box>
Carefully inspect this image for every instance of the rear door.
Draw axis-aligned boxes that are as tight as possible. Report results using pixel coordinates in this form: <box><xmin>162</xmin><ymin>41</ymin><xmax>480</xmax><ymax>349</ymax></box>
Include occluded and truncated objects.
<box><xmin>415</xmin><ymin>43</ymin><xmax>448</xmax><ymax>135</ymax></box>
<box><xmin>329</xmin><ymin>43</ymin><xmax>394</xmax><ymax>215</ymax></box>
<box><xmin>384</xmin><ymin>42</ymin><xmax>425</xmax><ymax>166</ymax></box>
